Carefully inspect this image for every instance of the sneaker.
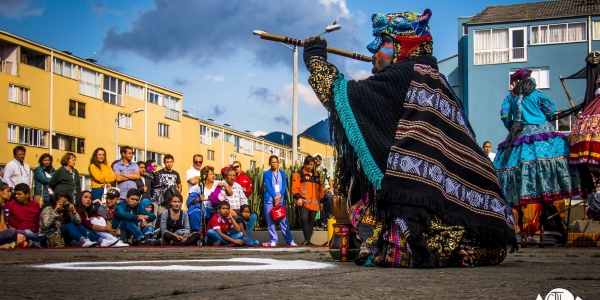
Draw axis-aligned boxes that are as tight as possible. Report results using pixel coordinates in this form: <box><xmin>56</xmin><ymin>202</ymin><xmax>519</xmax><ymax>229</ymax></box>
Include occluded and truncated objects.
<box><xmin>31</xmin><ymin>241</ymin><xmax>43</xmax><ymax>248</ymax></box>
<box><xmin>142</xmin><ymin>238</ymin><xmax>155</xmax><ymax>246</ymax></box>
<box><xmin>262</xmin><ymin>241</ymin><xmax>277</xmax><ymax>247</ymax></box>
<box><xmin>111</xmin><ymin>240</ymin><xmax>129</xmax><ymax>247</ymax></box>
<box><xmin>289</xmin><ymin>241</ymin><xmax>298</xmax><ymax>247</ymax></box>
<box><xmin>81</xmin><ymin>239</ymin><xmax>98</xmax><ymax>248</ymax></box>
<box><xmin>212</xmin><ymin>241</ymin><xmax>222</xmax><ymax>246</ymax></box>
<box><xmin>100</xmin><ymin>237</ymin><xmax>119</xmax><ymax>247</ymax></box>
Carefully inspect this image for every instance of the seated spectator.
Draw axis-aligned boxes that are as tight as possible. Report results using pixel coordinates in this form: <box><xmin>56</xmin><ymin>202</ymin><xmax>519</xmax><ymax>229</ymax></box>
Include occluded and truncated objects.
<box><xmin>138</xmin><ymin>199</ymin><xmax>156</xmax><ymax>240</ymax></box>
<box><xmin>187</xmin><ymin>166</ymin><xmax>222</xmax><ymax>236</ymax></box>
<box><xmin>112</xmin><ymin>189</ymin><xmax>155</xmax><ymax>246</ymax></box>
<box><xmin>0</xmin><ymin>182</ymin><xmax>26</xmax><ymax>248</ymax></box>
<box><xmin>235</xmin><ymin>205</ymin><xmax>259</xmax><ymax>246</ymax></box>
<box><xmin>160</xmin><ymin>194</ymin><xmax>200</xmax><ymax>246</ymax></box>
<box><xmin>38</xmin><ymin>191</ymin><xmax>100</xmax><ymax>248</ymax></box>
<box><xmin>4</xmin><ymin>183</ymin><xmax>42</xmax><ymax>248</ymax></box>
<box><xmin>97</xmin><ymin>189</ymin><xmax>120</xmax><ymax>222</ymax></box>
<box><xmin>75</xmin><ymin>190</ymin><xmax>127</xmax><ymax>247</ymax></box>
<box><xmin>206</xmin><ymin>201</ymin><xmax>246</xmax><ymax>246</ymax></box>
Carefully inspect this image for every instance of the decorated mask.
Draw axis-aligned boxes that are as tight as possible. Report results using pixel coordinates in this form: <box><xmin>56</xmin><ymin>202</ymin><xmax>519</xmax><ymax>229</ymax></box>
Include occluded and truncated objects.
<box><xmin>587</xmin><ymin>51</ymin><xmax>600</xmax><ymax>65</ymax></box>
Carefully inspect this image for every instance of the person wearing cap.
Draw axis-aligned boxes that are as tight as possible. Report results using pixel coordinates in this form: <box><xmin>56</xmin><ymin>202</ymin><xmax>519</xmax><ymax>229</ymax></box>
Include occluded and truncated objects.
<box><xmin>97</xmin><ymin>188</ymin><xmax>121</xmax><ymax>223</ymax></box>
<box><xmin>304</xmin><ymin>9</ymin><xmax>515</xmax><ymax>267</ymax></box>
<box><xmin>313</xmin><ymin>153</ymin><xmax>334</xmax><ymax>228</ymax></box>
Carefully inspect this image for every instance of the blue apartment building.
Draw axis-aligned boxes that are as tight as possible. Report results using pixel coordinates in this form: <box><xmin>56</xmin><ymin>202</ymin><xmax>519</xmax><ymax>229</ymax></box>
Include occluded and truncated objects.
<box><xmin>453</xmin><ymin>0</ymin><xmax>600</xmax><ymax>149</ymax></box>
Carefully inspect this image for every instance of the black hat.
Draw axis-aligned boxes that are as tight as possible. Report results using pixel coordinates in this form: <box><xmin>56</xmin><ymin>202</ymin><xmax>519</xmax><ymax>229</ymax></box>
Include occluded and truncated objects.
<box><xmin>106</xmin><ymin>188</ymin><xmax>120</xmax><ymax>199</ymax></box>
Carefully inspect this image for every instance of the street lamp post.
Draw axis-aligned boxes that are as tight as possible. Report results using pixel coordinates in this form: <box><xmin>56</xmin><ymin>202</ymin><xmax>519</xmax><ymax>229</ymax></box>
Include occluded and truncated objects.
<box><xmin>253</xmin><ymin>23</ymin><xmax>341</xmax><ymax>166</ymax></box>
<box><xmin>115</xmin><ymin>108</ymin><xmax>144</xmax><ymax>160</ymax></box>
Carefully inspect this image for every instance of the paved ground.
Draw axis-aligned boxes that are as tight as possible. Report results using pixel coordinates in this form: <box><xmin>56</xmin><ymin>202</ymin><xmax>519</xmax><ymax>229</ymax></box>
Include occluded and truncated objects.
<box><xmin>0</xmin><ymin>246</ymin><xmax>599</xmax><ymax>299</ymax></box>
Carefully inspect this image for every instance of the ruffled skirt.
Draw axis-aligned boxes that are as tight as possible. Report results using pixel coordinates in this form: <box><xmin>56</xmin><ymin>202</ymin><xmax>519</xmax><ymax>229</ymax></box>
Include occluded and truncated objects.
<box><xmin>569</xmin><ymin>94</ymin><xmax>600</xmax><ymax>165</ymax></box>
<box><xmin>494</xmin><ymin>121</ymin><xmax>586</xmax><ymax>206</ymax></box>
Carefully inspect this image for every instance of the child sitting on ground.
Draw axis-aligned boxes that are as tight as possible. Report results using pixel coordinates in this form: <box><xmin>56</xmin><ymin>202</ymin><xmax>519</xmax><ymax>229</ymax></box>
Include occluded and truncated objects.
<box><xmin>138</xmin><ymin>199</ymin><xmax>156</xmax><ymax>241</ymax></box>
<box><xmin>235</xmin><ymin>205</ymin><xmax>259</xmax><ymax>246</ymax></box>
<box><xmin>206</xmin><ymin>201</ymin><xmax>245</xmax><ymax>246</ymax></box>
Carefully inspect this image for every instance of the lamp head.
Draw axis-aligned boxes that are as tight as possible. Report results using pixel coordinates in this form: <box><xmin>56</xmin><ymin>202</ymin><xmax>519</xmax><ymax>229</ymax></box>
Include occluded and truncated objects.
<box><xmin>133</xmin><ymin>108</ymin><xmax>144</xmax><ymax>113</ymax></box>
<box><xmin>253</xmin><ymin>30</ymin><xmax>266</xmax><ymax>36</ymax></box>
<box><xmin>325</xmin><ymin>24</ymin><xmax>341</xmax><ymax>32</ymax></box>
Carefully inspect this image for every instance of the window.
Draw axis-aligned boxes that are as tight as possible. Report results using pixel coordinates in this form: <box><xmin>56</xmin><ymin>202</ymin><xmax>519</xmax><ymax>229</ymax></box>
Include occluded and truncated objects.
<box><xmin>133</xmin><ymin>148</ymin><xmax>144</xmax><ymax>163</ymax></box>
<box><xmin>207</xmin><ymin>150</ymin><xmax>215</xmax><ymax>161</ymax></box>
<box><xmin>531</xmin><ymin>22</ymin><xmax>586</xmax><ymax>45</ymax></box>
<box><xmin>474</xmin><ymin>27</ymin><xmax>527</xmax><ymax>65</ymax></box>
<box><xmin>164</xmin><ymin>95</ymin><xmax>180</xmax><ymax>121</ymax></box>
<box><xmin>234</xmin><ymin>136</ymin><xmax>254</xmax><ymax>155</ymax></box>
<box><xmin>224</xmin><ymin>133</ymin><xmax>234</xmax><ymax>143</ymax></box>
<box><xmin>211</xmin><ymin>129</ymin><xmax>222</xmax><ymax>140</ymax></box>
<box><xmin>230</xmin><ymin>155</ymin><xmax>237</xmax><ymax>164</ymax></box>
<box><xmin>117</xmin><ymin>113</ymin><xmax>132</xmax><ymax>129</ymax></box>
<box><xmin>250</xmin><ymin>160</ymin><xmax>256</xmax><ymax>169</ymax></box>
<box><xmin>79</xmin><ymin>67</ymin><xmax>101</xmax><ymax>98</ymax></box>
<box><xmin>7</xmin><ymin>124</ymin><xmax>47</xmax><ymax>147</ymax></box>
<box><xmin>146</xmin><ymin>151</ymin><xmax>165</xmax><ymax>166</ymax></box>
<box><xmin>53</xmin><ymin>58</ymin><xmax>76</xmax><ymax>79</ymax></box>
<box><xmin>509</xmin><ymin>68</ymin><xmax>550</xmax><ymax>89</ymax></box>
<box><xmin>51</xmin><ymin>133</ymin><xmax>84</xmax><ymax>152</ymax></box>
<box><xmin>69</xmin><ymin>100</ymin><xmax>85</xmax><ymax>118</ymax></box>
<box><xmin>147</xmin><ymin>89</ymin><xmax>162</xmax><ymax>105</ymax></box>
<box><xmin>462</xmin><ymin>24</ymin><xmax>468</xmax><ymax>36</ymax></box>
<box><xmin>125</xmin><ymin>82</ymin><xmax>144</xmax><ymax>99</ymax></box>
<box><xmin>254</xmin><ymin>141</ymin><xmax>263</xmax><ymax>151</ymax></box>
<box><xmin>200</xmin><ymin>125</ymin><xmax>212</xmax><ymax>145</ymax></box>
<box><xmin>20</xmin><ymin>47</ymin><xmax>47</xmax><ymax>70</ymax></box>
<box><xmin>595</xmin><ymin>21</ymin><xmax>600</xmax><ymax>40</ymax></box>
<box><xmin>103</xmin><ymin>75</ymin><xmax>123</xmax><ymax>106</ymax></box>
<box><xmin>158</xmin><ymin>123</ymin><xmax>169</xmax><ymax>137</ymax></box>
<box><xmin>555</xmin><ymin>111</ymin><xmax>577</xmax><ymax>133</ymax></box>
<box><xmin>8</xmin><ymin>84</ymin><xmax>29</xmax><ymax>106</ymax></box>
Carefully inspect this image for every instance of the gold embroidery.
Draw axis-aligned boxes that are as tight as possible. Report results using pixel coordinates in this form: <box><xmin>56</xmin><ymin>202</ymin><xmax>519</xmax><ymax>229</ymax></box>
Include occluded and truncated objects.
<box><xmin>307</xmin><ymin>56</ymin><xmax>339</xmax><ymax>107</ymax></box>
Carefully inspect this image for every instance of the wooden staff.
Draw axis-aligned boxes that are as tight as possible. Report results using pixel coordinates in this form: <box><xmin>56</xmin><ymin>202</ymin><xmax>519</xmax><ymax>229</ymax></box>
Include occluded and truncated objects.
<box><xmin>560</xmin><ymin>76</ymin><xmax>576</xmax><ymax>108</ymax></box>
<box><xmin>253</xmin><ymin>30</ymin><xmax>373</xmax><ymax>63</ymax></box>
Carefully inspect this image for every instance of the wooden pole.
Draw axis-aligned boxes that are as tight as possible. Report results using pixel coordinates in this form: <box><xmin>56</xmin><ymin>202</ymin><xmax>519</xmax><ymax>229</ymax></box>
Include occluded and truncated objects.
<box><xmin>560</xmin><ymin>76</ymin><xmax>576</xmax><ymax>108</ymax></box>
<box><xmin>253</xmin><ymin>31</ymin><xmax>373</xmax><ymax>62</ymax></box>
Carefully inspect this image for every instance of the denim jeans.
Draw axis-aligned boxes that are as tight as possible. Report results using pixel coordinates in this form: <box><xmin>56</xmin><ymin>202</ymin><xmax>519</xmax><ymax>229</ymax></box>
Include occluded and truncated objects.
<box><xmin>118</xmin><ymin>220</ymin><xmax>144</xmax><ymax>241</ymax></box>
<box><xmin>142</xmin><ymin>225</ymin><xmax>154</xmax><ymax>236</ymax></box>
<box><xmin>17</xmin><ymin>229</ymin><xmax>40</xmax><ymax>241</ymax></box>
<box><xmin>264</xmin><ymin>201</ymin><xmax>293</xmax><ymax>244</ymax></box>
<box><xmin>0</xmin><ymin>228</ymin><xmax>17</xmax><ymax>244</ymax></box>
<box><xmin>91</xmin><ymin>188</ymin><xmax>104</xmax><ymax>212</ymax></box>
<box><xmin>206</xmin><ymin>229</ymin><xmax>244</xmax><ymax>245</ymax></box>
<box><xmin>60</xmin><ymin>223</ymin><xmax>101</xmax><ymax>243</ymax></box>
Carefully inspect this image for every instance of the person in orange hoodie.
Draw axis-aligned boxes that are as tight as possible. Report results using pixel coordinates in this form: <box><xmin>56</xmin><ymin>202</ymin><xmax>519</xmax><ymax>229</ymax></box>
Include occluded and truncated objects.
<box><xmin>221</xmin><ymin>161</ymin><xmax>253</xmax><ymax>198</ymax></box>
<box><xmin>292</xmin><ymin>156</ymin><xmax>324</xmax><ymax>246</ymax></box>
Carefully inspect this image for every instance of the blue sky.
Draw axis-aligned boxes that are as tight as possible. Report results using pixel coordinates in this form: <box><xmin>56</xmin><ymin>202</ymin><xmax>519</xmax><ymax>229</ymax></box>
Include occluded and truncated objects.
<box><xmin>0</xmin><ymin>0</ymin><xmax>537</xmax><ymax>136</ymax></box>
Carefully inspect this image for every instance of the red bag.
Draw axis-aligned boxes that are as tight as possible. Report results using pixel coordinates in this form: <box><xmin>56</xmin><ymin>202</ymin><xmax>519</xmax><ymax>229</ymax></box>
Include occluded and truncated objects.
<box><xmin>270</xmin><ymin>205</ymin><xmax>287</xmax><ymax>221</ymax></box>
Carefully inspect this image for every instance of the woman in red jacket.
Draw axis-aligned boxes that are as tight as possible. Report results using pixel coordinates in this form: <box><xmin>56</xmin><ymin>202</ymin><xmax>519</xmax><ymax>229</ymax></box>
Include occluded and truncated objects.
<box><xmin>292</xmin><ymin>156</ymin><xmax>324</xmax><ymax>246</ymax></box>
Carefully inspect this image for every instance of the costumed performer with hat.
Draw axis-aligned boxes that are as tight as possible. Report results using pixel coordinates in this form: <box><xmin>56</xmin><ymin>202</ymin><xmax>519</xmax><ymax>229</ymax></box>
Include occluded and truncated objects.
<box><xmin>303</xmin><ymin>8</ymin><xmax>516</xmax><ymax>268</ymax></box>
<box><xmin>494</xmin><ymin>68</ymin><xmax>592</xmax><ymax>247</ymax></box>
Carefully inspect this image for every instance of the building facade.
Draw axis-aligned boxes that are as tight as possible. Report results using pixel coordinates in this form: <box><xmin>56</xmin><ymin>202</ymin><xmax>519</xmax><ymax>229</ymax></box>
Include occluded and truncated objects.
<box><xmin>458</xmin><ymin>0</ymin><xmax>600</xmax><ymax>149</ymax></box>
<box><xmin>0</xmin><ymin>29</ymin><xmax>334</xmax><ymax>199</ymax></box>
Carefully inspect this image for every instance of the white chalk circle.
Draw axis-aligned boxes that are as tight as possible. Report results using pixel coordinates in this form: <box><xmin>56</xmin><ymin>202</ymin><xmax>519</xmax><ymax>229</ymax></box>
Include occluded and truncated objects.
<box><xmin>32</xmin><ymin>258</ymin><xmax>334</xmax><ymax>272</ymax></box>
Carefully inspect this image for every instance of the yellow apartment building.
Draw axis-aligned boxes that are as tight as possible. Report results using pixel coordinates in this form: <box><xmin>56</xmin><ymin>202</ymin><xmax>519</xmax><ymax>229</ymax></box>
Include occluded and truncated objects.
<box><xmin>0</xmin><ymin>29</ymin><xmax>335</xmax><ymax>199</ymax></box>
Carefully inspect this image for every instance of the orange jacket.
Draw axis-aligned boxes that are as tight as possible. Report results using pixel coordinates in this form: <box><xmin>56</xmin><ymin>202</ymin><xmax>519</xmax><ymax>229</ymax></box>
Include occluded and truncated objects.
<box><xmin>292</xmin><ymin>168</ymin><xmax>324</xmax><ymax>211</ymax></box>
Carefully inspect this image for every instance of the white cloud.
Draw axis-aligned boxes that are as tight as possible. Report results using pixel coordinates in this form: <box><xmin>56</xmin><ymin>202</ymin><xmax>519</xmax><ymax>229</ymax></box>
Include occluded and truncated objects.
<box><xmin>319</xmin><ymin>0</ymin><xmax>350</xmax><ymax>18</ymax></box>
<box><xmin>281</xmin><ymin>83</ymin><xmax>321</xmax><ymax>108</ymax></box>
<box><xmin>204</xmin><ymin>74</ymin><xmax>224</xmax><ymax>82</ymax></box>
<box><xmin>245</xmin><ymin>73</ymin><xmax>255</xmax><ymax>79</ymax></box>
<box><xmin>252</xmin><ymin>130</ymin><xmax>268</xmax><ymax>137</ymax></box>
<box><xmin>0</xmin><ymin>0</ymin><xmax>43</xmax><ymax>19</ymax></box>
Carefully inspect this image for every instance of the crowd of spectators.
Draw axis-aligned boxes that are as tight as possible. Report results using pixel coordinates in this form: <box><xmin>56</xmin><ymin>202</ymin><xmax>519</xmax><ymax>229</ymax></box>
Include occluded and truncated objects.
<box><xmin>0</xmin><ymin>145</ymin><xmax>332</xmax><ymax>249</ymax></box>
